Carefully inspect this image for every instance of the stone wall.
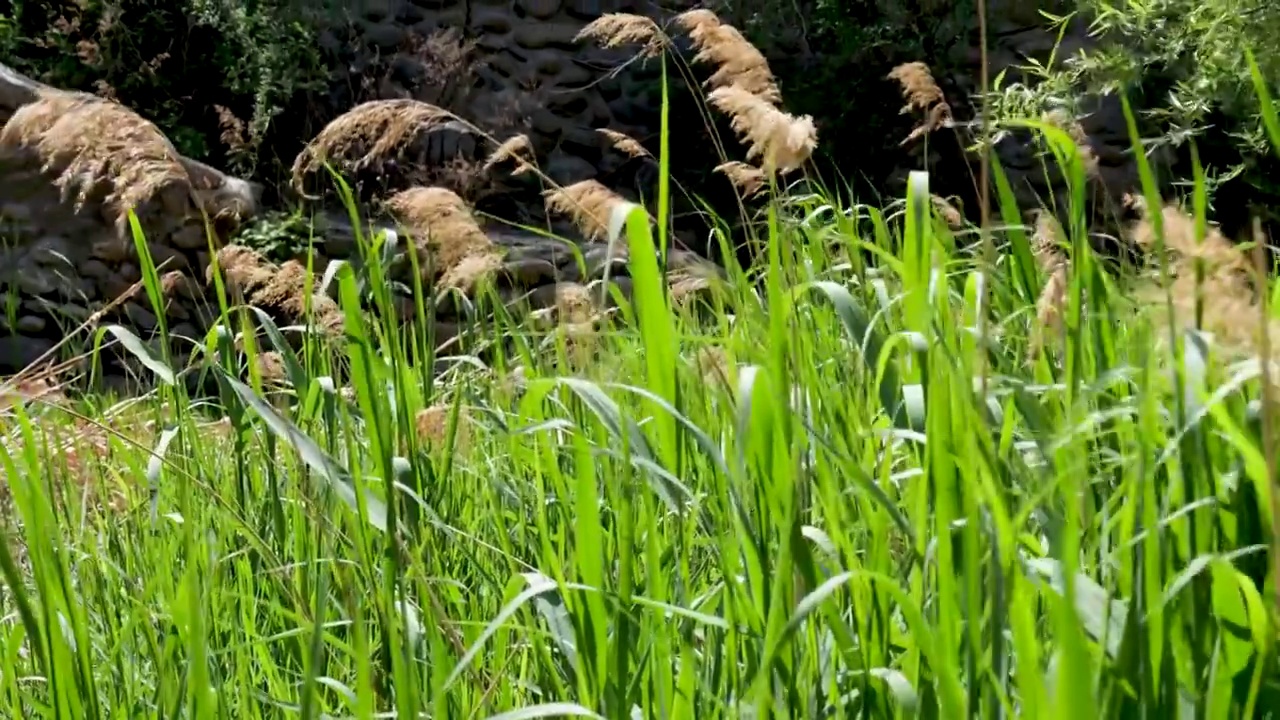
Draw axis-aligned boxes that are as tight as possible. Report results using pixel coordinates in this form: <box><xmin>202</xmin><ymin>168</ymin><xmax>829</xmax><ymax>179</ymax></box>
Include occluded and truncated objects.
<box><xmin>0</xmin><ymin>0</ymin><xmax>1154</xmax><ymax>383</ymax></box>
<box><xmin>310</xmin><ymin>0</ymin><xmax>689</xmax><ymax>204</ymax></box>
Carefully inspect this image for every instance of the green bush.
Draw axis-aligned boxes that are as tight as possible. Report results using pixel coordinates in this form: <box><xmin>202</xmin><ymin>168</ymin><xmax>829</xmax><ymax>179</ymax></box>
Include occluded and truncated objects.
<box><xmin>1</xmin><ymin>0</ymin><xmax>329</xmax><ymax>177</ymax></box>
<box><xmin>988</xmin><ymin>0</ymin><xmax>1280</xmax><ymax>227</ymax></box>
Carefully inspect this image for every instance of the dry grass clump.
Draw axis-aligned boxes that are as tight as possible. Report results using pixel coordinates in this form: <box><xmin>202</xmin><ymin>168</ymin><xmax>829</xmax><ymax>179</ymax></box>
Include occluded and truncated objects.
<box><xmin>210</xmin><ymin>245</ymin><xmax>344</xmax><ymax>336</ymax></box>
<box><xmin>575</xmin><ymin>13</ymin><xmax>666</xmax><ymax>58</ymax></box>
<box><xmin>0</xmin><ymin>90</ymin><xmax>198</xmax><ymax>236</ymax></box>
<box><xmin>545</xmin><ymin>180</ymin><xmax>644</xmax><ymax>242</ymax></box>
<box><xmin>676</xmin><ymin>9</ymin><xmax>780</xmax><ymax>103</ymax></box>
<box><xmin>290</xmin><ymin>99</ymin><xmax>453</xmax><ymax>197</ymax></box>
<box><xmin>707</xmin><ymin>85</ymin><xmax>817</xmax><ymax>174</ymax></box>
<box><xmin>887</xmin><ymin>62</ymin><xmax>953</xmax><ymax>145</ymax></box>
<box><xmin>385</xmin><ymin>187</ymin><xmax>505</xmax><ymax>289</ymax></box>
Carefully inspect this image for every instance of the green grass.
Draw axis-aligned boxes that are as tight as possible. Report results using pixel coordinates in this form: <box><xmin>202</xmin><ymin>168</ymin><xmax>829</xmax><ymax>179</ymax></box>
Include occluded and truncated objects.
<box><xmin>1</xmin><ymin>60</ymin><xmax>1280</xmax><ymax>720</ymax></box>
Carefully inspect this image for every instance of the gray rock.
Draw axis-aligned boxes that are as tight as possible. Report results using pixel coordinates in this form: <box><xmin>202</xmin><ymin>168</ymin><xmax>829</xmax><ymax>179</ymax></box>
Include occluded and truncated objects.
<box><xmin>14</xmin><ymin>315</ymin><xmax>45</xmax><ymax>333</ymax></box>
<box><xmin>0</xmin><ymin>335</ymin><xmax>55</xmax><ymax>372</ymax></box>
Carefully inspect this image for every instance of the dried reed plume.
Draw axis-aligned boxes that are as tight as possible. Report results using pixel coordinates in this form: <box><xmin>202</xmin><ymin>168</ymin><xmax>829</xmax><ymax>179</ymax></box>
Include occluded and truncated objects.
<box><xmin>715</xmin><ymin>160</ymin><xmax>767</xmax><ymax>198</ymax></box>
<box><xmin>256</xmin><ymin>351</ymin><xmax>288</xmax><ymax>384</ymax></box>
<box><xmin>554</xmin><ymin>283</ymin><xmax>597</xmax><ymax>324</ymax></box>
<box><xmin>1042</xmin><ymin>109</ymin><xmax>1099</xmax><ymax>178</ymax></box>
<box><xmin>290</xmin><ymin>99</ymin><xmax>452</xmax><ymax>196</ymax></box>
<box><xmin>1028</xmin><ymin>211</ymin><xmax>1070</xmax><ymax>362</ymax></box>
<box><xmin>1127</xmin><ymin>202</ymin><xmax>1273</xmax><ymax>362</ymax></box>
<box><xmin>931</xmin><ymin>195</ymin><xmax>964</xmax><ymax>230</ymax></box>
<box><xmin>544</xmin><ymin>180</ymin><xmax>641</xmax><ymax>242</ymax></box>
<box><xmin>210</xmin><ymin>245</ymin><xmax>345</xmax><ymax>336</ymax></box>
<box><xmin>674</xmin><ymin>8</ymin><xmax>721</xmax><ymax>34</ymax></box>
<box><xmin>670</xmin><ymin>273</ymin><xmax>713</xmax><ymax>305</ymax></box>
<box><xmin>386</xmin><ymin>186</ymin><xmax>504</xmax><ymax>288</ymax></box>
<box><xmin>693</xmin><ymin>345</ymin><xmax>736</xmax><ymax>386</ymax></box>
<box><xmin>598</xmin><ymin>128</ymin><xmax>651</xmax><ymax>158</ymax></box>
<box><xmin>483</xmin><ymin>133</ymin><xmax>534</xmax><ymax>174</ymax></box>
<box><xmin>677</xmin><ymin>9</ymin><xmax>780</xmax><ymax>103</ymax></box>
<box><xmin>888</xmin><ymin>62</ymin><xmax>953</xmax><ymax>145</ymax></box>
<box><xmin>0</xmin><ymin>91</ymin><xmax>198</xmax><ymax>236</ymax></box>
<box><xmin>415</xmin><ymin>403</ymin><xmax>472</xmax><ymax>453</ymax></box>
<box><xmin>707</xmin><ymin>85</ymin><xmax>817</xmax><ymax>174</ymax></box>
<box><xmin>575</xmin><ymin>13</ymin><xmax>665</xmax><ymax>58</ymax></box>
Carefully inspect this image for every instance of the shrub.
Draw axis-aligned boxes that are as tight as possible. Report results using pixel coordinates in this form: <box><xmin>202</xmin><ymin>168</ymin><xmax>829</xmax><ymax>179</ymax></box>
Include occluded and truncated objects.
<box><xmin>985</xmin><ymin>0</ymin><xmax>1280</xmax><ymax>231</ymax></box>
<box><xmin>2</xmin><ymin>0</ymin><xmax>328</xmax><ymax>176</ymax></box>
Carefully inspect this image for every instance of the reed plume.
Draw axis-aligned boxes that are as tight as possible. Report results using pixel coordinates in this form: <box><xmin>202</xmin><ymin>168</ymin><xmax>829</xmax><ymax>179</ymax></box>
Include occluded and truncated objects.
<box><xmin>544</xmin><ymin>180</ymin><xmax>643</xmax><ymax>242</ymax></box>
<box><xmin>598</xmin><ymin>128</ymin><xmax>650</xmax><ymax>158</ymax></box>
<box><xmin>888</xmin><ymin>62</ymin><xmax>952</xmax><ymax>145</ymax></box>
<box><xmin>707</xmin><ymin>85</ymin><xmax>816</xmax><ymax>174</ymax></box>
<box><xmin>576</xmin><ymin>13</ymin><xmax>665</xmax><ymax>58</ymax></box>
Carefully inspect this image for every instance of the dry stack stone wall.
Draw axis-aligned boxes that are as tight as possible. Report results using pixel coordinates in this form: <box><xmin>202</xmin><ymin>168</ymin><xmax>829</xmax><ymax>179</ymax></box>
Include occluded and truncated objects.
<box><xmin>320</xmin><ymin>0</ymin><xmax>689</xmax><ymax>195</ymax></box>
<box><xmin>0</xmin><ymin>0</ymin><xmax>1153</xmax><ymax>381</ymax></box>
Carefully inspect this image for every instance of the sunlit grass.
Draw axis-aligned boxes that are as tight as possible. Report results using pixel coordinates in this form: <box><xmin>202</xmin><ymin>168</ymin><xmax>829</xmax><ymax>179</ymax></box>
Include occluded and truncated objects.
<box><xmin>0</xmin><ymin>52</ymin><xmax>1278</xmax><ymax>720</ymax></box>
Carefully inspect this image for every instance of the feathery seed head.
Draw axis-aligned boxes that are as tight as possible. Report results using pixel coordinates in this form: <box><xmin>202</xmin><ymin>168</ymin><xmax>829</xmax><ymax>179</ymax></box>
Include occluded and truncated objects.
<box><xmin>708</xmin><ymin>85</ymin><xmax>816</xmax><ymax>174</ymax></box>
<box><xmin>544</xmin><ymin>180</ymin><xmax>642</xmax><ymax>242</ymax></box>
<box><xmin>576</xmin><ymin>13</ymin><xmax>666</xmax><ymax>57</ymax></box>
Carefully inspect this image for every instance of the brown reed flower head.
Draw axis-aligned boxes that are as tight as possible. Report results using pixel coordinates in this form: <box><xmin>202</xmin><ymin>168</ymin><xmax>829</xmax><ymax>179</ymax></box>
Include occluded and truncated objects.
<box><xmin>1032</xmin><ymin>210</ymin><xmax>1069</xmax><ymax>274</ymax></box>
<box><xmin>439</xmin><ymin>250</ymin><xmax>505</xmax><ymax>294</ymax></box>
<box><xmin>256</xmin><ymin>351</ymin><xmax>288</xmax><ymax>384</ymax></box>
<box><xmin>1130</xmin><ymin>203</ymin><xmax>1252</xmax><ymax>284</ymax></box>
<box><xmin>576</xmin><ymin>13</ymin><xmax>666</xmax><ymax>57</ymax></box>
<box><xmin>686</xmin><ymin>21</ymin><xmax>781</xmax><ymax>103</ymax></box>
<box><xmin>931</xmin><ymin>195</ymin><xmax>964</xmax><ymax>230</ymax></box>
<box><xmin>544</xmin><ymin>180</ymin><xmax>643</xmax><ymax>242</ymax></box>
<box><xmin>888</xmin><ymin>62</ymin><xmax>952</xmax><ymax>145</ymax></box>
<box><xmin>483</xmin><ymin>133</ymin><xmax>535</xmax><ymax>174</ymax></box>
<box><xmin>674</xmin><ymin>8</ymin><xmax>721</xmax><ymax>34</ymax></box>
<box><xmin>715</xmin><ymin>160</ymin><xmax>767</xmax><ymax>198</ymax></box>
<box><xmin>1028</xmin><ymin>211</ymin><xmax>1070</xmax><ymax>362</ymax></box>
<box><xmin>554</xmin><ymin>283</ymin><xmax>597</xmax><ymax>324</ymax></box>
<box><xmin>1041</xmin><ymin>109</ymin><xmax>1099</xmax><ymax>178</ymax></box>
<box><xmin>708</xmin><ymin>85</ymin><xmax>817</xmax><ymax>174</ymax></box>
<box><xmin>386</xmin><ymin>186</ymin><xmax>497</xmax><ymax>275</ymax></box>
<box><xmin>597</xmin><ymin>128</ymin><xmax>651</xmax><ymax>158</ymax></box>
<box><xmin>415</xmin><ymin>403</ymin><xmax>472</xmax><ymax>453</ymax></box>
<box><xmin>693</xmin><ymin>345</ymin><xmax>736</xmax><ymax>386</ymax></box>
<box><xmin>290</xmin><ymin>98</ymin><xmax>453</xmax><ymax>196</ymax></box>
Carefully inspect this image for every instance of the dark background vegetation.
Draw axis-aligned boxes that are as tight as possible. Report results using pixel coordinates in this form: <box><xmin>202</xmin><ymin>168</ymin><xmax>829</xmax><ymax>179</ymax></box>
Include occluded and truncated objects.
<box><xmin>2</xmin><ymin>0</ymin><xmax>1279</xmax><ymax>241</ymax></box>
